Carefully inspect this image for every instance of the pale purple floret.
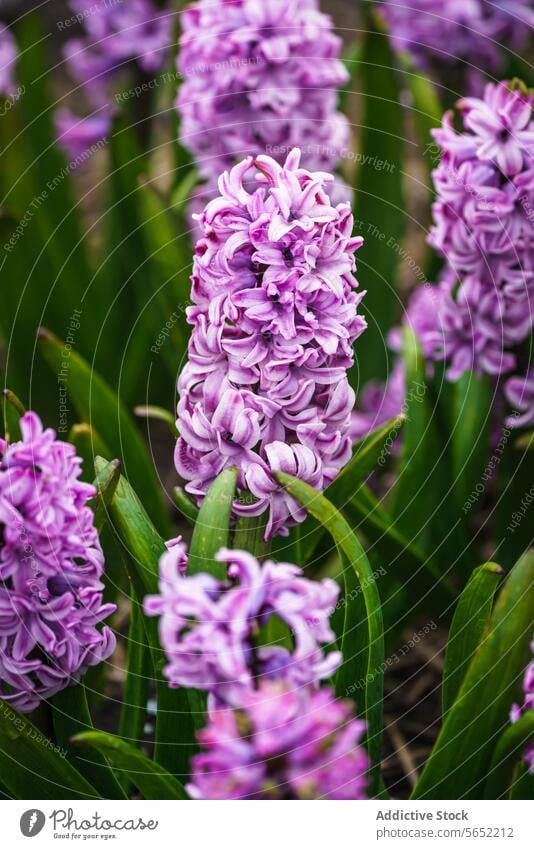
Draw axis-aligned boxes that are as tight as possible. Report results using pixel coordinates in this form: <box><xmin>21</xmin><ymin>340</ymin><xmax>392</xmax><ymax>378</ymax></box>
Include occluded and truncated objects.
<box><xmin>175</xmin><ymin>149</ymin><xmax>366</xmax><ymax>538</ymax></box>
<box><xmin>510</xmin><ymin>639</ymin><xmax>534</xmax><ymax>774</ymax></box>
<box><xmin>0</xmin><ymin>23</ymin><xmax>17</xmax><ymax>96</ymax></box>
<box><xmin>187</xmin><ymin>681</ymin><xmax>369</xmax><ymax>799</ymax></box>
<box><xmin>505</xmin><ymin>368</ymin><xmax>534</xmax><ymax>428</ymax></box>
<box><xmin>380</xmin><ymin>0</ymin><xmax>533</xmax><ymax>82</ymax></box>
<box><xmin>0</xmin><ymin>413</ymin><xmax>115</xmax><ymax>712</ymax></box>
<box><xmin>144</xmin><ymin>546</ymin><xmax>342</xmax><ymax>703</ymax></box>
<box><xmin>177</xmin><ymin>0</ymin><xmax>350</xmax><ymax>213</ymax></box>
<box><xmin>54</xmin><ymin>107</ymin><xmax>111</xmax><ymax>161</ymax></box>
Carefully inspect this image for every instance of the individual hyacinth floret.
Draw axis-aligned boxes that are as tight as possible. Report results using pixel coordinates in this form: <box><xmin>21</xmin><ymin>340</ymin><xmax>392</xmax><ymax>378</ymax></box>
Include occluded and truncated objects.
<box><xmin>0</xmin><ymin>412</ymin><xmax>116</xmax><ymax>712</ymax></box>
<box><xmin>144</xmin><ymin>545</ymin><xmax>341</xmax><ymax>704</ymax></box>
<box><xmin>187</xmin><ymin>681</ymin><xmax>369</xmax><ymax>799</ymax></box>
<box><xmin>175</xmin><ymin>148</ymin><xmax>367</xmax><ymax>538</ymax></box>
<box><xmin>510</xmin><ymin>639</ymin><xmax>534</xmax><ymax>774</ymax></box>
<box><xmin>177</xmin><ymin>0</ymin><xmax>350</xmax><ymax>194</ymax></box>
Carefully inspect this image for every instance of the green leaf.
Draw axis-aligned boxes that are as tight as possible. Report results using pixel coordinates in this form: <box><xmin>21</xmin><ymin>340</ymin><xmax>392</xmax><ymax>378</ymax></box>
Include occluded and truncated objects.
<box><xmin>442</xmin><ymin>562</ymin><xmax>503</xmax><ymax>716</ymax></box>
<box><xmin>484</xmin><ymin>713</ymin><xmax>534</xmax><ymax>800</ymax></box>
<box><xmin>38</xmin><ymin>328</ymin><xmax>169</xmax><ymax>537</ymax></box>
<box><xmin>0</xmin><ymin>699</ymin><xmax>99</xmax><ymax>799</ymax></box>
<box><xmin>173</xmin><ymin>486</ymin><xmax>200</xmax><ymax>526</ymax></box>
<box><xmin>452</xmin><ymin>373</ymin><xmax>492</xmax><ymax>511</ymax></box>
<box><xmin>390</xmin><ymin>326</ymin><xmax>441</xmax><ymax>551</ymax></box>
<box><xmin>72</xmin><ymin>732</ymin><xmax>189</xmax><ymax>800</ymax></box>
<box><xmin>233</xmin><ymin>515</ymin><xmax>269</xmax><ymax>560</ymax></box>
<box><xmin>412</xmin><ymin>549</ymin><xmax>534</xmax><ymax>799</ymax></box>
<box><xmin>50</xmin><ymin>686</ymin><xmax>127</xmax><ymax>799</ymax></box>
<box><xmin>93</xmin><ymin>456</ymin><xmax>199</xmax><ymax>777</ymax></box>
<box><xmin>134</xmin><ymin>404</ymin><xmax>179</xmax><ymax>437</ymax></box>
<box><xmin>88</xmin><ymin>458</ymin><xmax>121</xmax><ymax>531</ymax></box>
<box><xmin>188</xmin><ymin>467</ymin><xmax>238</xmax><ymax>578</ymax></box>
<box><xmin>398</xmin><ymin>53</ymin><xmax>442</xmax><ymax>184</ymax></box>
<box><xmin>355</xmin><ymin>12</ymin><xmax>405</xmax><ymax>384</ymax></box>
<box><xmin>118</xmin><ymin>597</ymin><xmax>151</xmax><ymax>752</ymax></box>
<box><xmin>289</xmin><ymin>415</ymin><xmax>406</xmax><ymax>565</ymax></box>
<box><xmin>275</xmin><ymin>472</ymin><xmax>384</xmax><ymax>795</ymax></box>
<box><xmin>2</xmin><ymin>388</ymin><xmax>25</xmax><ymax>442</ymax></box>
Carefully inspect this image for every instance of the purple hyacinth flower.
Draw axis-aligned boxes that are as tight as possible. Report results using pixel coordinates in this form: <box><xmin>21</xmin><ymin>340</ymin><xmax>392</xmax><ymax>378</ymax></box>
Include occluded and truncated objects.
<box><xmin>510</xmin><ymin>639</ymin><xmax>534</xmax><ymax>774</ymax></box>
<box><xmin>177</xmin><ymin>0</ymin><xmax>350</xmax><ymax>217</ymax></box>
<box><xmin>505</xmin><ymin>368</ymin><xmax>534</xmax><ymax>428</ymax></box>
<box><xmin>420</xmin><ymin>81</ymin><xmax>534</xmax><ymax>382</ymax></box>
<box><xmin>144</xmin><ymin>545</ymin><xmax>342</xmax><ymax>703</ymax></box>
<box><xmin>380</xmin><ymin>1</ymin><xmax>533</xmax><ymax>85</ymax></box>
<box><xmin>0</xmin><ymin>412</ymin><xmax>116</xmax><ymax>712</ymax></box>
<box><xmin>187</xmin><ymin>681</ymin><xmax>369</xmax><ymax>799</ymax></box>
<box><xmin>0</xmin><ymin>23</ymin><xmax>17</xmax><ymax>96</ymax></box>
<box><xmin>60</xmin><ymin>1</ymin><xmax>173</xmax><ymax>142</ymax></box>
<box><xmin>55</xmin><ymin>107</ymin><xmax>111</xmax><ymax>161</ymax></box>
<box><xmin>174</xmin><ymin>148</ymin><xmax>366</xmax><ymax>538</ymax></box>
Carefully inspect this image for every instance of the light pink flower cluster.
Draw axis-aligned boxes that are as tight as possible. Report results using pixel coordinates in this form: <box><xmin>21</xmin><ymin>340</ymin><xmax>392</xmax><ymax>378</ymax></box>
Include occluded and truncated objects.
<box><xmin>175</xmin><ymin>149</ymin><xmax>366</xmax><ymax>538</ymax></box>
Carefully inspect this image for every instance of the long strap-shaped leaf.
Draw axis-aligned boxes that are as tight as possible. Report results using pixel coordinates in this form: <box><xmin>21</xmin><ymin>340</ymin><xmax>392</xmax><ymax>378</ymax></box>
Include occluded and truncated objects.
<box><xmin>275</xmin><ymin>472</ymin><xmax>384</xmax><ymax>795</ymax></box>
<box><xmin>51</xmin><ymin>685</ymin><xmax>127</xmax><ymax>799</ymax></box>
<box><xmin>38</xmin><ymin>329</ymin><xmax>169</xmax><ymax>537</ymax></box>
<box><xmin>484</xmin><ymin>713</ymin><xmax>534</xmax><ymax>800</ymax></box>
<box><xmin>354</xmin><ymin>11</ymin><xmax>405</xmax><ymax>386</ymax></box>
<box><xmin>93</xmin><ymin>456</ymin><xmax>198</xmax><ymax>777</ymax></box>
<box><xmin>0</xmin><ymin>699</ymin><xmax>100</xmax><ymax>799</ymax></box>
<box><xmin>73</xmin><ymin>732</ymin><xmax>189</xmax><ymax>800</ymax></box>
<box><xmin>293</xmin><ymin>415</ymin><xmax>406</xmax><ymax>565</ymax></box>
<box><xmin>412</xmin><ymin>550</ymin><xmax>534</xmax><ymax>799</ymax></box>
<box><xmin>442</xmin><ymin>562</ymin><xmax>503</xmax><ymax>716</ymax></box>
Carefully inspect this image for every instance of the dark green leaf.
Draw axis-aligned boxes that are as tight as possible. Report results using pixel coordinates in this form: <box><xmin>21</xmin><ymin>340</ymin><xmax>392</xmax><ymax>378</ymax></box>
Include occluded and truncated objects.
<box><xmin>50</xmin><ymin>686</ymin><xmax>126</xmax><ymax>799</ymax></box>
<box><xmin>38</xmin><ymin>328</ymin><xmax>169</xmax><ymax>536</ymax></box>
<box><xmin>390</xmin><ymin>326</ymin><xmax>441</xmax><ymax>551</ymax></box>
<box><xmin>0</xmin><ymin>699</ymin><xmax>99</xmax><ymax>799</ymax></box>
<box><xmin>412</xmin><ymin>550</ymin><xmax>534</xmax><ymax>799</ymax></box>
<box><xmin>484</xmin><ymin>712</ymin><xmax>534</xmax><ymax>800</ymax></box>
<box><xmin>72</xmin><ymin>732</ymin><xmax>188</xmax><ymax>800</ymax></box>
<box><xmin>93</xmin><ymin>456</ymin><xmax>199</xmax><ymax>778</ymax></box>
<box><xmin>275</xmin><ymin>472</ymin><xmax>384</xmax><ymax>795</ymax></box>
<box><xmin>452</xmin><ymin>373</ymin><xmax>492</xmax><ymax>511</ymax></box>
<box><xmin>442</xmin><ymin>562</ymin><xmax>503</xmax><ymax>716</ymax></box>
<box><xmin>355</xmin><ymin>12</ymin><xmax>405</xmax><ymax>384</ymax></box>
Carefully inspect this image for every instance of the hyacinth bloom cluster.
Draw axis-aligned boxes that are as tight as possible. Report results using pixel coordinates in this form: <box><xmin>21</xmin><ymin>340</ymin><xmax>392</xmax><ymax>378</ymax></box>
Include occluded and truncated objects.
<box><xmin>144</xmin><ymin>545</ymin><xmax>341</xmax><ymax>701</ymax></box>
<box><xmin>0</xmin><ymin>23</ymin><xmax>17</xmax><ymax>96</ymax></box>
<box><xmin>177</xmin><ymin>0</ymin><xmax>350</xmax><ymax>209</ymax></box>
<box><xmin>188</xmin><ymin>681</ymin><xmax>368</xmax><ymax>800</ymax></box>
<box><xmin>380</xmin><ymin>1</ymin><xmax>533</xmax><ymax>83</ymax></box>
<box><xmin>175</xmin><ymin>149</ymin><xmax>366</xmax><ymax>537</ymax></box>
<box><xmin>57</xmin><ymin>0</ymin><xmax>173</xmax><ymax>158</ymax></box>
<box><xmin>145</xmin><ymin>544</ymin><xmax>369</xmax><ymax>799</ymax></box>
<box><xmin>0</xmin><ymin>413</ymin><xmax>116</xmax><ymax>712</ymax></box>
<box><xmin>426</xmin><ymin>82</ymin><xmax>534</xmax><ymax>378</ymax></box>
<box><xmin>510</xmin><ymin>640</ymin><xmax>534</xmax><ymax>774</ymax></box>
